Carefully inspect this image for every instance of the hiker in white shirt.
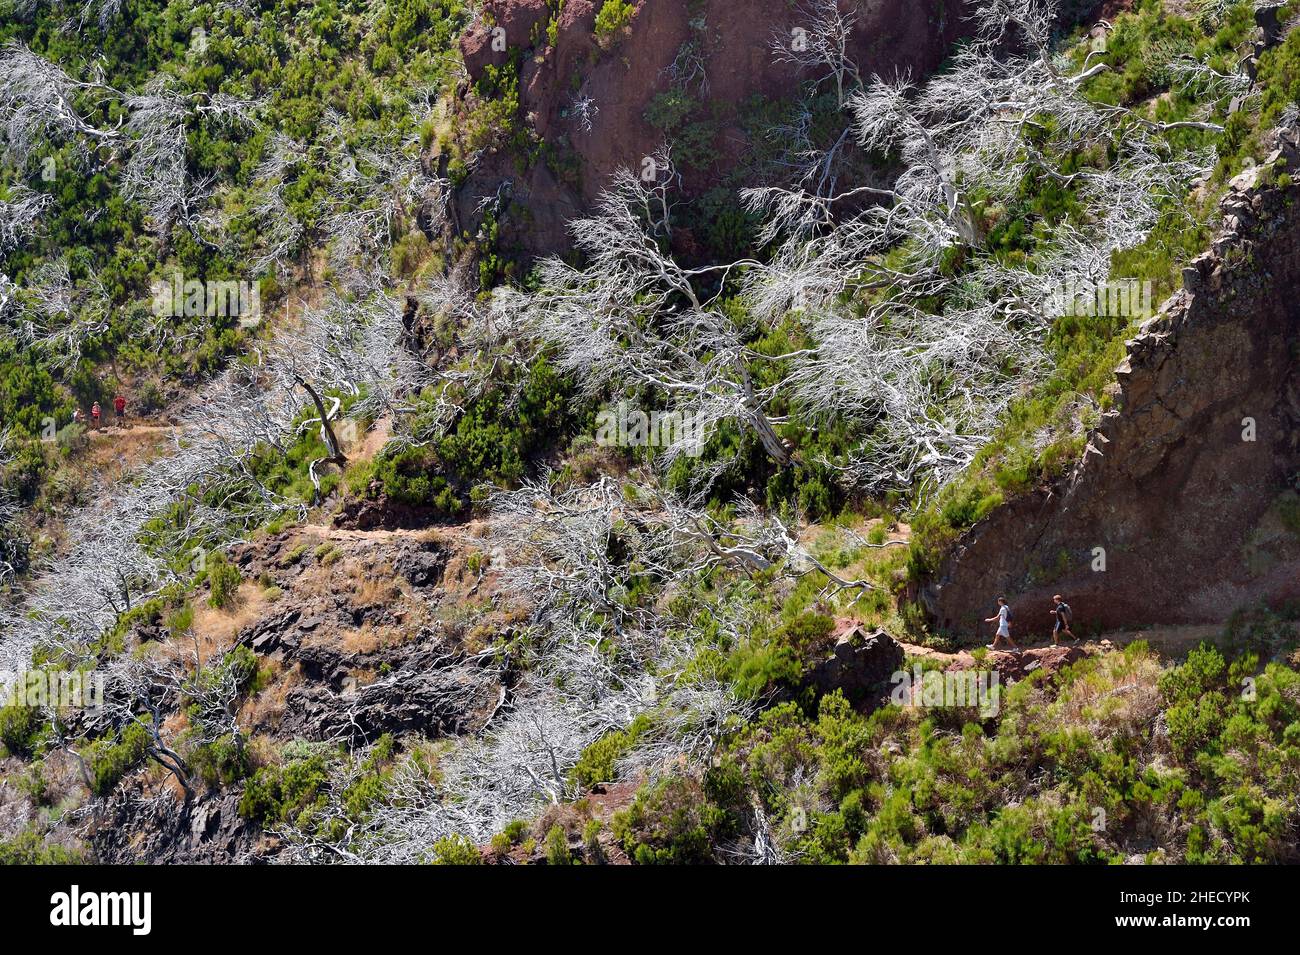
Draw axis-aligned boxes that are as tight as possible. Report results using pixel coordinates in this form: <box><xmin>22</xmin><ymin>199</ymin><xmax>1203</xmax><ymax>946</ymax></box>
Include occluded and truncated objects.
<box><xmin>984</xmin><ymin>595</ymin><xmax>1020</xmax><ymax>653</ymax></box>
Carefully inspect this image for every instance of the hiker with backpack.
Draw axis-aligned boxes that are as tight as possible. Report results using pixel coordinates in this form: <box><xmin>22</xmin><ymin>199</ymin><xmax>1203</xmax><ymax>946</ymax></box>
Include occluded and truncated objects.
<box><xmin>1051</xmin><ymin>594</ymin><xmax>1076</xmax><ymax>645</ymax></box>
<box><xmin>985</xmin><ymin>595</ymin><xmax>1020</xmax><ymax>653</ymax></box>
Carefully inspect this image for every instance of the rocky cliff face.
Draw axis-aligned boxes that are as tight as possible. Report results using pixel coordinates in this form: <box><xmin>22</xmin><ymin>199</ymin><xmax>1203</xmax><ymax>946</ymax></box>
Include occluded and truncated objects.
<box><xmin>454</xmin><ymin>0</ymin><xmax>970</xmax><ymax>255</ymax></box>
<box><xmin>922</xmin><ymin>123</ymin><xmax>1300</xmax><ymax>640</ymax></box>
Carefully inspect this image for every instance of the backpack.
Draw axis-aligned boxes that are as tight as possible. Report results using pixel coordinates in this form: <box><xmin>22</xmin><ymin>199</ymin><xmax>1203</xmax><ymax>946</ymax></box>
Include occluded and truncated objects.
<box><xmin>1004</xmin><ymin>605</ymin><xmax>1013</xmax><ymax>623</ymax></box>
<box><xmin>1058</xmin><ymin>602</ymin><xmax>1071</xmax><ymax>624</ymax></box>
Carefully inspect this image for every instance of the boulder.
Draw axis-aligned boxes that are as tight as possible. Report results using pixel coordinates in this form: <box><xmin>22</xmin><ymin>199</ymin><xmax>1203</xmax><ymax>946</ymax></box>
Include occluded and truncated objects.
<box><xmin>806</xmin><ymin>623</ymin><xmax>905</xmax><ymax>703</ymax></box>
<box><xmin>392</xmin><ymin>541</ymin><xmax>447</xmax><ymax>588</ymax></box>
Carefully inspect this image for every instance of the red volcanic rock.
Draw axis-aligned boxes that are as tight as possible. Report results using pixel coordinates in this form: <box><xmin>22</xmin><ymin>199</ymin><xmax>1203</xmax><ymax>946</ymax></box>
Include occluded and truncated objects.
<box><xmin>453</xmin><ymin>0</ymin><xmax>972</xmax><ymax>256</ymax></box>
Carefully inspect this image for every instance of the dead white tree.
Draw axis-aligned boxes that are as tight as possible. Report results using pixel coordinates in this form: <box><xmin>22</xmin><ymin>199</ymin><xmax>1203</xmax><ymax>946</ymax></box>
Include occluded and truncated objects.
<box><xmin>494</xmin><ymin>152</ymin><xmax>803</xmax><ymax>467</ymax></box>
<box><xmin>318</xmin><ymin>114</ymin><xmax>447</xmax><ymax>286</ymax></box>
<box><xmin>3</xmin><ymin>351</ymin><xmax>315</xmax><ymax>677</ymax></box>
<box><xmin>772</xmin><ymin>0</ymin><xmax>861</xmax><ymax>107</ymax></box>
<box><xmin>565</xmin><ymin>92</ymin><xmax>599</xmax><ymax>133</ymax></box>
<box><xmin>68</xmin><ymin>0</ymin><xmax>126</xmax><ymax>29</ymax></box>
<box><xmin>257</xmin><ymin>279</ymin><xmax>459</xmax><ymax>497</ymax></box>
<box><xmin>742</xmin><ymin>0</ymin><xmax>1214</xmax><ymax>491</ymax></box>
<box><xmin>0</xmin><ymin>41</ymin><xmax>121</xmax><ymax>166</ymax></box>
<box><xmin>81</xmin><ymin>651</ymin><xmax>197</xmax><ymax>801</ymax></box>
<box><xmin>16</xmin><ymin>255</ymin><xmax>112</xmax><ymax>374</ymax></box>
<box><xmin>175</xmin><ymin>643</ymin><xmax>257</xmax><ymax>771</ymax></box>
<box><xmin>121</xmin><ymin>83</ymin><xmax>260</xmax><ymax>237</ymax></box>
<box><xmin>0</xmin><ymin>183</ymin><xmax>51</xmax><ymax>252</ymax></box>
<box><xmin>491</xmin><ymin>475</ymin><xmax>876</xmax><ymax>629</ymax></box>
<box><xmin>0</xmin><ymin>44</ymin><xmax>260</xmax><ymax>241</ymax></box>
<box><xmin>488</xmin><ymin>476</ymin><xmax>673</xmax><ymax>633</ymax></box>
<box><xmin>249</xmin><ymin>133</ymin><xmax>307</xmax><ymax>273</ymax></box>
<box><xmin>0</xmin><ymin>430</ymin><xmax>23</xmax><ymax>588</ymax></box>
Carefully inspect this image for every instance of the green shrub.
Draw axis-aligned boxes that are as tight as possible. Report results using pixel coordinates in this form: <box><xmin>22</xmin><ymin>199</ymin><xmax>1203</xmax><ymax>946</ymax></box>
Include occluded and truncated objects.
<box><xmin>612</xmin><ymin>777</ymin><xmax>726</xmax><ymax>864</ymax></box>
<box><xmin>366</xmin><ymin>358</ymin><xmax>579</xmax><ymax>516</ymax></box>
<box><xmin>544</xmin><ymin>824</ymin><xmax>573</xmax><ymax>865</ymax></box>
<box><xmin>165</xmin><ymin>603</ymin><xmax>194</xmax><ymax>638</ymax></box>
<box><xmin>85</xmin><ymin>722</ymin><xmax>151</xmax><ymax>797</ymax></box>
<box><xmin>0</xmin><ymin>702</ymin><xmax>42</xmax><ymax>758</ymax></box>
<box><xmin>430</xmin><ymin>834</ymin><xmax>482</xmax><ymax>865</ymax></box>
<box><xmin>189</xmin><ymin>737</ymin><xmax>251</xmax><ymax>787</ymax></box>
<box><xmin>206</xmin><ymin>552</ymin><xmax>242</xmax><ymax>610</ymax></box>
<box><xmin>239</xmin><ymin>750</ymin><xmax>331</xmax><ymax>828</ymax></box>
<box><xmin>570</xmin><ymin>715</ymin><xmax>652</xmax><ymax>789</ymax></box>
<box><xmin>594</xmin><ymin>0</ymin><xmax>635</xmax><ymax>48</ymax></box>
<box><xmin>0</xmin><ymin>827</ymin><xmax>87</xmax><ymax>865</ymax></box>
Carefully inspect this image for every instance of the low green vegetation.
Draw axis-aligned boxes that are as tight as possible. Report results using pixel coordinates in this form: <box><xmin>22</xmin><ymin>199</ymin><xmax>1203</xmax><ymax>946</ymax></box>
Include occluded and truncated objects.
<box><xmin>571</xmin><ymin>715</ymin><xmax>653</xmax><ymax>789</ymax></box>
<box><xmin>618</xmin><ymin>641</ymin><xmax>1300</xmax><ymax>863</ymax></box>
<box><xmin>239</xmin><ymin>734</ymin><xmax>397</xmax><ymax>842</ymax></box>
<box><xmin>205</xmin><ymin>552</ymin><xmax>243</xmax><ymax>610</ymax></box>
<box><xmin>85</xmin><ymin>721</ymin><xmax>151</xmax><ymax>798</ymax></box>
<box><xmin>0</xmin><ymin>827</ymin><xmax>87</xmax><ymax>865</ymax></box>
<box><xmin>348</xmin><ymin>358</ymin><xmax>584</xmax><ymax>519</ymax></box>
<box><xmin>593</xmin><ymin>0</ymin><xmax>637</xmax><ymax>48</ymax></box>
<box><xmin>239</xmin><ymin>749</ymin><xmax>333</xmax><ymax>829</ymax></box>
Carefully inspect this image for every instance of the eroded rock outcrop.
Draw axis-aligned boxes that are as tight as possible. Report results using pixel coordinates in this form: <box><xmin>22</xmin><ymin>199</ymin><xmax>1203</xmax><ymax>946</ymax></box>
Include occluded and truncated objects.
<box><xmin>923</xmin><ymin>123</ymin><xmax>1300</xmax><ymax>639</ymax></box>
<box><xmin>805</xmin><ymin>620</ymin><xmax>905</xmax><ymax>703</ymax></box>
<box><xmin>77</xmin><ymin>522</ymin><xmax>512</xmax><ymax>863</ymax></box>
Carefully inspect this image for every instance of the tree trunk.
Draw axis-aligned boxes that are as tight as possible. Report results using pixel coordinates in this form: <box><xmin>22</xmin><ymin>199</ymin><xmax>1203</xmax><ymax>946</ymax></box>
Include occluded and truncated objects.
<box><xmin>293</xmin><ymin>374</ymin><xmax>348</xmax><ymax>467</ymax></box>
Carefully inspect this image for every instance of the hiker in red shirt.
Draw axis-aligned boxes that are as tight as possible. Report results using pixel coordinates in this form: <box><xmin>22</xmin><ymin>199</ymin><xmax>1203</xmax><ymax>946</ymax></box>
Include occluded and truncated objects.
<box><xmin>113</xmin><ymin>394</ymin><xmax>127</xmax><ymax>427</ymax></box>
<box><xmin>90</xmin><ymin>401</ymin><xmax>101</xmax><ymax>430</ymax></box>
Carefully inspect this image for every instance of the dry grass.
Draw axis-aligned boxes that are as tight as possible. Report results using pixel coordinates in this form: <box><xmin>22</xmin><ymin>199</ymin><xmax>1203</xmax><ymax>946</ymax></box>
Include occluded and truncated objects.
<box><xmin>82</xmin><ymin>425</ymin><xmax>176</xmax><ymax>480</ymax></box>
<box><xmin>350</xmin><ymin>415</ymin><xmax>392</xmax><ymax>462</ymax></box>
<box><xmin>352</xmin><ymin>572</ymin><xmax>405</xmax><ymax>608</ymax></box>
<box><xmin>1053</xmin><ymin>648</ymin><xmax>1164</xmax><ymax>739</ymax></box>
<box><xmin>239</xmin><ymin>659</ymin><xmax>301</xmax><ymax>732</ymax></box>
<box><xmin>338</xmin><ymin>622</ymin><xmax>389</xmax><ymax>655</ymax></box>
<box><xmin>187</xmin><ymin>581</ymin><xmax>271</xmax><ymax>665</ymax></box>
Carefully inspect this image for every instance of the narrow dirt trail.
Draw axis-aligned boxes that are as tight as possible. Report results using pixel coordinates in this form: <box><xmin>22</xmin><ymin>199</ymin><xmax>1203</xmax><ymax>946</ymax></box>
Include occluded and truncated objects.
<box><xmin>853</xmin><ymin>522</ymin><xmax>1227</xmax><ymax>666</ymax></box>
<box><xmin>85</xmin><ymin>421</ymin><xmax>179</xmax><ymax>437</ymax></box>
<box><xmin>298</xmin><ymin>523</ymin><xmax>442</xmax><ymax>543</ymax></box>
<box><xmin>895</xmin><ymin>640</ymin><xmax>974</xmax><ymax>665</ymax></box>
<box><xmin>893</xmin><ymin>623</ymin><xmax>1228</xmax><ymax>670</ymax></box>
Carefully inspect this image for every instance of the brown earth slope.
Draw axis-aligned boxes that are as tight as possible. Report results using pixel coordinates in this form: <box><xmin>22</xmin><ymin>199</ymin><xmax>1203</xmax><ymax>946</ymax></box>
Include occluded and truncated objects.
<box><xmin>922</xmin><ymin>122</ymin><xmax>1300</xmax><ymax>640</ymax></box>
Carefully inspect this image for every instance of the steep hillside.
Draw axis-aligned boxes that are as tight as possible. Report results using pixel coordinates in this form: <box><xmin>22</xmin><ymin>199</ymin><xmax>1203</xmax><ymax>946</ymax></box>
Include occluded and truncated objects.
<box><xmin>922</xmin><ymin>122</ymin><xmax>1300</xmax><ymax>639</ymax></box>
<box><xmin>449</xmin><ymin>0</ymin><xmax>972</xmax><ymax>256</ymax></box>
<box><xmin>5</xmin><ymin>0</ymin><xmax>1300</xmax><ymax>870</ymax></box>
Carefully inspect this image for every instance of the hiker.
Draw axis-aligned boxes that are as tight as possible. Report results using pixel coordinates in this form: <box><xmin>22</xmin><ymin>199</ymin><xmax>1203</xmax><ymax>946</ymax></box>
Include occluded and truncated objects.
<box><xmin>985</xmin><ymin>595</ymin><xmax>1020</xmax><ymax>653</ymax></box>
<box><xmin>90</xmin><ymin>401</ymin><xmax>101</xmax><ymax>430</ymax></box>
<box><xmin>113</xmin><ymin>393</ymin><xmax>127</xmax><ymax>427</ymax></box>
<box><xmin>1051</xmin><ymin>594</ymin><xmax>1076</xmax><ymax>645</ymax></box>
<box><xmin>72</xmin><ymin>407</ymin><xmax>84</xmax><ymax>427</ymax></box>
